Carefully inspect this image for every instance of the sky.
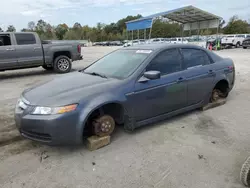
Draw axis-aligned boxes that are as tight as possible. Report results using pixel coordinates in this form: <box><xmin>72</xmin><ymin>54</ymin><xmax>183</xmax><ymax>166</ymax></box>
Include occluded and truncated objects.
<box><xmin>0</xmin><ymin>0</ymin><xmax>250</xmax><ymax>31</ymax></box>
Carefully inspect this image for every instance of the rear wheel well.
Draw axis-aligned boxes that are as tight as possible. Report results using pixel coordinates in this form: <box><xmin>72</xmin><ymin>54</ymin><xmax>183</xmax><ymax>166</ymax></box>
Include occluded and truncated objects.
<box><xmin>214</xmin><ymin>80</ymin><xmax>229</xmax><ymax>94</ymax></box>
<box><xmin>53</xmin><ymin>51</ymin><xmax>71</xmax><ymax>62</ymax></box>
<box><xmin>83</xmin><ymin>103</ymin><xmax>125</xmax><ymax>137</ymax></box>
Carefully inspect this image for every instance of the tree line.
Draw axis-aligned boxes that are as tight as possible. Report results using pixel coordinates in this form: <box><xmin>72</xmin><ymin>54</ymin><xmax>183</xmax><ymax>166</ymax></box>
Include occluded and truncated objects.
<box><xmin>0</xmin><ymin>15</ymin><xmax>249</xmax><ymax>42</ymax></box>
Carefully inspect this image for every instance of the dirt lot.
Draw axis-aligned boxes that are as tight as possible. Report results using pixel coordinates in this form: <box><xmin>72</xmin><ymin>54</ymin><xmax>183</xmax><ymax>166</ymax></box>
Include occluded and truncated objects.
<box><xmin>0</xmin><ymin>47</ymin><xmax>250</xmax><ymax>188</ymax></box>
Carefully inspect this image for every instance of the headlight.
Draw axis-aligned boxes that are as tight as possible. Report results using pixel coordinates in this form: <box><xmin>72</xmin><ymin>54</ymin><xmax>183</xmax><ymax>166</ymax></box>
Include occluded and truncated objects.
<box><xmin>32</xmin><ymin>104</ymin><xmax>78</xmax><ymax>115</ymax></box>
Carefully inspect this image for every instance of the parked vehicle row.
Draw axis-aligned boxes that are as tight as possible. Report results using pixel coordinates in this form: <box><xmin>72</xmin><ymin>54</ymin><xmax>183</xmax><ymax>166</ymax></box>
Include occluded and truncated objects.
<box><xmin>93</xmin><ymin>41</ymin><xmax>123</xmax><ymax>46</ymax></box>
<box><xmin>0</xmin><ymin>32</ymin><xmax>82</xmax><ymax>73</ymax></box>
<box><xmin>123</xmin><ymin>37</ymin><xmax>189</xmax><ymax>47</ymax></box>
<box><xmin>15</xmin><ymin>43</ymin><xmax>235</xmax><ymax>145</ymax></box>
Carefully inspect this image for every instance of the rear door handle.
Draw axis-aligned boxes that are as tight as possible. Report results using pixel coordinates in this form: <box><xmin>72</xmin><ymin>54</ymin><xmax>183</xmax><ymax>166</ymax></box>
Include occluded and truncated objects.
<box><xmin>177</xmin><ymin>77</ymin><xmax>186</xmax><ymax>83</ymax></box>
<box><xmin>208</xmin><ymin>70</ymin><xmax>215</xmax><ymax>75</ymax></box>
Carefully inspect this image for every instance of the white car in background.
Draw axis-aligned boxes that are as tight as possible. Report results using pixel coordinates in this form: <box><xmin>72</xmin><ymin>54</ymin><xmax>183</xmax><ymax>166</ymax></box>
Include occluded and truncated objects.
<box><xmin>150</xmin><ymin>38</ymin><xmax>165</xmax><ymax>44</ymax></box>
<box><xmin>123</xmin><ymin>40</ymin><xmax>142</xmax><ymax>47</ymax></box>
<box><xmin>170</xmin><ymin>38</ymin><xmax>188</xmax><ymax>44</ymax></box>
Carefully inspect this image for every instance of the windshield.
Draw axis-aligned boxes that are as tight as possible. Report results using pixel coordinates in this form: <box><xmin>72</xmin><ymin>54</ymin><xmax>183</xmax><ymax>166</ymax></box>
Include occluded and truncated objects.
<box><xmin>84</xmin><ymin>49</ymin><xmax>151</xmax><ymax>79</ymax></box>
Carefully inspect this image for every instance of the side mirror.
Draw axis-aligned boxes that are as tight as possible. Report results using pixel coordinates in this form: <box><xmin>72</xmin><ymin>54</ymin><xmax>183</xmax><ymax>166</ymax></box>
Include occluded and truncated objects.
<box><xmin>138</xmin><ymin>71</ymin><xmax>161</xmax><ymax>82</ymax></box>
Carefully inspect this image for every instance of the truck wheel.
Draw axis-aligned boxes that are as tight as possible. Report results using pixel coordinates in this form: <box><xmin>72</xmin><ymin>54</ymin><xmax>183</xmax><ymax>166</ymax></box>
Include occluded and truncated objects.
<box><xmin>240</xmin><ymin>156</ymin><xmax>250</xmax><ymax>187</ymax></box>
<box><xmin>236</xmin><ymin>42</ymin><xmax>240</xmax><ymax>48</ymax></box>
<box><xmin>243</xmin><ymin>47</ymin><xmax>247</xmax><ymax>49</ymax></box>
<box><xmin>42</xmin><ymin>65</ymin><xmax>53</xmax><ymax>70</ymax></box>
<box><xmin>53</xmin><ymin>55</ymin><xmax>72</xmax><ymax>73</ymax></box>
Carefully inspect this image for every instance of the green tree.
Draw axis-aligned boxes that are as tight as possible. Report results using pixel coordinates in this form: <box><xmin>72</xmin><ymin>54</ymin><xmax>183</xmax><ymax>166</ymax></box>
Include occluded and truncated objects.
<box><xmin>6</xmin><ymin>25</ymin><xmax>16</xmax><ymax>32</ymax></box>
<box><xmin>63</xmin><ymin>29</ymin><xmax>79</xmax><ymax>40</ymax></box>
<box><xmin>223</xmin><ymin>15</ymin><xmax>249</xmax><ymax>34</ymax></box>
<box><xmin>116</xmin><ymin>14</ymin><xmax>142</xmax><ymax>34</ymax></box>
<box><xmin>73</xmin><ymin>22</ymin><xmax>82</xmax><ymax>30</ymax></box>
<box><xmin>35</xmin><ymin>19</ymin><xmax>47</xmax><ymax>35</ymax></box>
<box><xmin>0</xmin><ymin>27</ymin><xmax>3</xmax><ymax>32</ymax></box>
<box><xmin>151</xmin><ymin>19</ymin><xmax>180</xmax><ymax>38</ymax></box>
<box><xmin>21</xmin><ymin>28</ymin><xmax>29</xmax><ymax>32</ymax></box>
<box><xmin>55</xmin><ymin>24</ymin><xmax>69</xmax><ymax>40</ymax></box>
<box><xmin>28</xmin><ymin>21</ymin><xmax>36</xmax><ymax>31</ymax></box>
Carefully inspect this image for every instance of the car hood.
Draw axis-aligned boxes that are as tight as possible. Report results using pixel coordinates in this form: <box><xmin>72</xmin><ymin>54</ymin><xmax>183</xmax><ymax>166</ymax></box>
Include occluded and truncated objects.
<box><xmin>23</xmin><ymin>72</ymin><xmax>117</xmax><ymax>106</ymax></box>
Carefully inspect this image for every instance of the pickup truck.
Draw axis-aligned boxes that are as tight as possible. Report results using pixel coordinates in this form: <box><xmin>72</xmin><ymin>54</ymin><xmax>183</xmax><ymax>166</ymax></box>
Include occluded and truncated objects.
<box><xmin>0</xmin><ymin>32</ymin><xmax>82</xmax><ymax>73</ymax></box>
<box><xmin>221</xmin><ymin>34</ymin><xmax>250</xmax><ymax>48</ymax></box>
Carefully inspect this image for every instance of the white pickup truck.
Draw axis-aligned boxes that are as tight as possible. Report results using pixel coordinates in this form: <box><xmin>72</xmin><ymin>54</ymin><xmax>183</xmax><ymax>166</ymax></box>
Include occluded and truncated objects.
<box><xmin>221</xmin><ymin>34</ymin><xmax>250</xmax><ymax>48</ymax></box>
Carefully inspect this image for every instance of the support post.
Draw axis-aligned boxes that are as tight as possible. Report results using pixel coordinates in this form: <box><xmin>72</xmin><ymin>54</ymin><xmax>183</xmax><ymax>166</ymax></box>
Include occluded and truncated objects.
<box><xmin>137</xmin><ymin>29</ymin><xmax>139</xmax><ymax>39</ymax></box>
<box><xmin>216</xmin><ymin>19</ymin><xmax>219</xmax><ymax>39</ymax></box>
<box><xmin>149</xmin><ymin>18</ymin><xmax>154</xmax><ymax>40</ymax></box>
<box><xmin>197</xmin><ymin>21</ymin><xmax>200</xmax><ymax>41</ymax></box>
<box><xmin>144</xmin><ymin>29</ymin><xmax>146</xmax><ymax>40</ymax></box>
<box><xmin>189</xmin><ymin>23</ymin><xmax>191</xmax><ymax>36</ymax></box>
<box><xmin>149</xmin><ymin>27</ymin><xmax>152</xmax><ymax>40</ymax></box>
<box><xmin>132</xmin><ymin>30</ymin><xmax>133</xmax><ymax>46</ymax></box>
<box><xmin>216</xmin><ymin>19</ymin><xmax>220</xmax><ymax>50</ymax></box>
<box><xmin>181</xmin><ymin>24</ymin><xmax>184</xmax><ymax>43</ymax></box>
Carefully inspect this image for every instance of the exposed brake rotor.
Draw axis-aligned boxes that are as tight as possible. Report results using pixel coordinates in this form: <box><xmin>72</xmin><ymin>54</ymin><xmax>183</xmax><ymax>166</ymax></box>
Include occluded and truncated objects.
<box><xmin>92</xmin><ymin>115</ymin><xmax>115</xmax><ymax>137</ymax></box>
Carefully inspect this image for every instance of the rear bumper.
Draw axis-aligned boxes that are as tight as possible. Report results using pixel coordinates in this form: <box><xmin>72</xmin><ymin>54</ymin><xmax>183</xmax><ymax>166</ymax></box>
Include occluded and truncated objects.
<box><xmin>72</xmin><ymin>54</ymin><xmax>83</xmax><ymax>61</ymax></box>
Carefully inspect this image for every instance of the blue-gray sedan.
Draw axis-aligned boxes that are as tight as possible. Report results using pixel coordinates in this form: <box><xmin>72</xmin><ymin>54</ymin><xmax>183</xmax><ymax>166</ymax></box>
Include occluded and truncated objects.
<box><xmin>15</xmin><ymin>44</ymin><xmax>235</xmax><ymax>145</ymax></box>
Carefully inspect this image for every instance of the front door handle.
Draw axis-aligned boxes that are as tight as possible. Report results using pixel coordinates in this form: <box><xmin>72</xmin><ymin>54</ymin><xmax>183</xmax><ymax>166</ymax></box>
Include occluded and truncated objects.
<box><xmin>6</xmin><ymin>48</ymin><xmax>14</xmax><ymax>51</ymax></box>
<box><xmin>34</xmin><ymin>47</ymin><xmax>41</xmax><ymax>50</ymax></box>
<box><xmin>177</xmin><ymin>77</ymin><xmax>185</xmax><ymax>83</ymax></box>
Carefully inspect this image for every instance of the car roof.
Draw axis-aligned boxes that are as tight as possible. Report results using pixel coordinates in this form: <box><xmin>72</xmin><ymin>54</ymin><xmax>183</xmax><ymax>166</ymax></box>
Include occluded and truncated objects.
<box><xmin>122</xmin><ymin>43</ymin><xmax>204</xmax><ymax>51</ymax></box>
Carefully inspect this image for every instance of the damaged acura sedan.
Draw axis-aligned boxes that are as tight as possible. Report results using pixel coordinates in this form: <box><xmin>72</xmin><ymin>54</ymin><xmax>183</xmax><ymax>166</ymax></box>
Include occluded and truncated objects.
<box><xmin>15</xmin><ymin>44</ymin><xmax>235</xmax><ymax>145</ymax></box>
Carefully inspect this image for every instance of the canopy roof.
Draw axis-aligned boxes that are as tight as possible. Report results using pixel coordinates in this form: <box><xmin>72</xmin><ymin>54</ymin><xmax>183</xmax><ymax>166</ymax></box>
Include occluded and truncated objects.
<box><xmin>126</xmin><ymin>5</ymin><xmax>222</xmax><ymax>31</ymax></box>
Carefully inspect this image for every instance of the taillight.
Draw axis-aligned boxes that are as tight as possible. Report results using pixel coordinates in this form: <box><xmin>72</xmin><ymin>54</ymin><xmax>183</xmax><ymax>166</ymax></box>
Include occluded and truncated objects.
<box><xmin>77</xmin><ymin>45</ymin><xmax>81</xmax><ymax>53</ymax></box>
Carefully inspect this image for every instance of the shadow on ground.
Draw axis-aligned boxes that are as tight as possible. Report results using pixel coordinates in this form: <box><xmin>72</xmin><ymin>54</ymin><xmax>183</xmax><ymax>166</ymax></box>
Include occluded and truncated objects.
<box><xmin>0</xmin><ymin>68</ymin><xmax>78</xmax><ymax>80</ymax></box>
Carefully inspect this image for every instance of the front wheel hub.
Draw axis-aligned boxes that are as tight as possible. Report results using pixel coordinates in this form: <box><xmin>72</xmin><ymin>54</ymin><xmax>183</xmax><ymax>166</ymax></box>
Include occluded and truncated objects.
<box><xmin>92</xmin><ymin>115</ymin><xmax>115</xmax><ymax>137</ymax></box>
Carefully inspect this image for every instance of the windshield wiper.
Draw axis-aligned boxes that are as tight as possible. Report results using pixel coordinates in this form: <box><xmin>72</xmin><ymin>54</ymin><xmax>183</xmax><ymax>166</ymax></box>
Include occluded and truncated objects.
<box><xmin>85</xmin><ymin>71</ymin><xmax>108</xmax><ymax>78</ymax></box>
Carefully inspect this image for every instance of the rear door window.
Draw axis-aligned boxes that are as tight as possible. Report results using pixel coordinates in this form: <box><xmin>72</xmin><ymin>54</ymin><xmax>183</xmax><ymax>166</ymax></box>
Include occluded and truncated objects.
<box><xmin>15</xmin><ymin>33</ymin><xmax>36</xmax><ymax>45</ymax></box>
<box><xmin>236</xmin><ymin>35</ymin><xmax>245</xmax><ymax>38</ymax></box>
<box><xmin>181</xmin><ymin>48</ymin><xmax>211</xmax><ymax>69</ymax></box>
<box><xmin>0</xmin><ymin>34</ymin><xmax>11</xmax><ymax>46</ymax></box>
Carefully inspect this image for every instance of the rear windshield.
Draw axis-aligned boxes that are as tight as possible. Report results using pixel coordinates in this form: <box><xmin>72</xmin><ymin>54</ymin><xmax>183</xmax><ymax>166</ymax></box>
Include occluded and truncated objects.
<box><xmin>84</xmin><ymin>49</ymin><xmax>151</xmax><ymax>79</ymax></box>
<box><xmin>227</xmin><ymin>36</ymin><xmax>234</xmax><ymax>38</ymax></box>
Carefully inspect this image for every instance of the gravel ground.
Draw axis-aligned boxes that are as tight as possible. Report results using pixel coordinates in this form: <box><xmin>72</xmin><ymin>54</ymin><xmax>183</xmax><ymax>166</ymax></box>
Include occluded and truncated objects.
<box><xmin>0</xmin><ymin>47</ymin><xmax>250</xmax><ymax>188</ymax></box>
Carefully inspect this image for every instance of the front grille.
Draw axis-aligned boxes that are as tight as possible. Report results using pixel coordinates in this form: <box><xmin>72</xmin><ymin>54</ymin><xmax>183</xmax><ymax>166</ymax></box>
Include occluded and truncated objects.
<box><xmin>21</xmin><ymin>129</ymin><xmax>52</xmax><ymax>142</ymax></box>
<box><xmin>243</xmin><ymin>41</ymin><xmax>250</xmax><ymax>45</ymax></box>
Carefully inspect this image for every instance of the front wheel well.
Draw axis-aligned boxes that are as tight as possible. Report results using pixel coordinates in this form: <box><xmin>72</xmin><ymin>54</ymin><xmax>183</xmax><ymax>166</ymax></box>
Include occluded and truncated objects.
<box><xmin>83</xmin><ymin>103</ymin><xmax>125</xmax><ymax>137</ymax></box>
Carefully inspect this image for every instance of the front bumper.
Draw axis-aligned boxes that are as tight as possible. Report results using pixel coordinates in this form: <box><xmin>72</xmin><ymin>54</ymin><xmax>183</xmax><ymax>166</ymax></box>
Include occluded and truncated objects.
<box><xmin>15</xmin><ymin>111</ymin><xmax>83</xmax><ymax>145</ymax></box>
<box><xmin>243</xmin><ymin>43</ymin><xmax>250</xmax><ymax>48</ymax></box>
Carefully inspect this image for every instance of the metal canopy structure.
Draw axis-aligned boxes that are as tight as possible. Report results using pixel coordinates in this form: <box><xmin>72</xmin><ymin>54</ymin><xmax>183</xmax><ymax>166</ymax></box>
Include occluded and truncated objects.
<box><xmin>125</xmin><ymin>5</ymin><xmax>222</xmax><ymax>39</ymax></box>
